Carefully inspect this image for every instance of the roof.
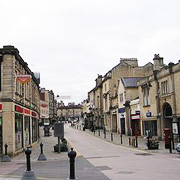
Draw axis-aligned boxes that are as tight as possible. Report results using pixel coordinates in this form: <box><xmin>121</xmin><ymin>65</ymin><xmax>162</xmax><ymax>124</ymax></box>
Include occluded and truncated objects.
<box><xmin>121</xmin><ymin>77</ymin><xmax>142</xmax><ymax>88</ymax></box>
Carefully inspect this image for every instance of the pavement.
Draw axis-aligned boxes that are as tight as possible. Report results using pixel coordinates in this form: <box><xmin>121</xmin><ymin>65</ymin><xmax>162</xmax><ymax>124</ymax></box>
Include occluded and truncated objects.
<box><xmin>0</xmin><ymin>123</ymin><xmax>179</xmax><ymax>180</ymax></box>
<box><xmin>0</xmin><ymin>125</ymin><xmax>111</xmax><ymax>180</ymax></box>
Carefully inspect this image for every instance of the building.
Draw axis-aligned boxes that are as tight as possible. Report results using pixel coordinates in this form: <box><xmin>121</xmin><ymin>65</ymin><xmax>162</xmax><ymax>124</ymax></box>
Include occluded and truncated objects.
<box><xmin>118</xmin><ymin>77</ymin><xmax>141</xmax><ymax>135</ymax></box>
<box><xmin>40</xmin><ymin>88</ymin><xmax>49</xmax><ymax>125</ymax></box>
<box><xmin>0</xmin><ymin>46</ymin><xmax>40</xmax><ymax>156</ymax></box>
<box><xmin>102</xmin><ymin>58</ymin><xmax>153</xmax><ymax>132</ymax></box>
<box><xmin>138</xmin><ymin>54</ymin><xmax>180</xmax><ymax>142</ymax></box>
<box><xmin>57</xmin><ymin>104</ymin><xmax>82</xmax><ymax>120</ymax></box>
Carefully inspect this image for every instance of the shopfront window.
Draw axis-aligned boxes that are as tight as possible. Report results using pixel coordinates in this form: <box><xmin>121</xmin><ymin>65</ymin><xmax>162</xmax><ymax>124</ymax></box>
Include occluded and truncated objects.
<box><xmin>32</xmin><ymin>118</ymin><xmax>38</xmax><ymax>143</ymax></box>
<box><xmin>15</xmin><ymin>113</ymin><xmax>23</xmax><ymax>150</ymax></box>
<box><xmin>25</xmin><ymin>116</ymin><xmax>30</xmax><ymax>146</ymax></box>
<box><xmin>0</xmin><ymin>117</ymin><xmax>2</xmax><ymax>154</ymax></box>
<box><xmin>142</xmin><ymin>120</ymin><xmax>157</xmax><ymax>136</ymax></box>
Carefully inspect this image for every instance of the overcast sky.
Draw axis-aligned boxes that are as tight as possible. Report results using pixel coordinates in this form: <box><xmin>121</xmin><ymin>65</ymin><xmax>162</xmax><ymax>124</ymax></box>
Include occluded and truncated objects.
<box><xmin>1</xmin><ymin>0</ymin><xmax>180</xmax><ymax>105</ymax></box>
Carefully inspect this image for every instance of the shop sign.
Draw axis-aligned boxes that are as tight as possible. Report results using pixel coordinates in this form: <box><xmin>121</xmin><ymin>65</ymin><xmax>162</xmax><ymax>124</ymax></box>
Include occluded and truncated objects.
<box><xmin>24</xmin><ymin>109</ymin><xmax>30</xmax><ymax>115</ymax></box>
<box><xmin>0</xmin><ymin>104</ymin><xmax>2</xmax><ymax>110</ymax></box>
<box><xmin>131</xmin><ymin>114</ymin><xmax>140</xmax><ymax>120</ymax></box>
<box><xmin>135</xmin><ymin>111</ymin><xmax>140</xmax><ymax>115</ymax></box>
<box><xmin>32</xmin><ymin>112</ymin><xmax>36</xmax><ymax>116</ymax></box>
<box><xmin>121</xmin><ymin>113</ymin><xmax>124</xmax><ymax>118</ymax></box>
<box><xmin>146</xmin><ymin>110</ymin><xmax>152</xmax><ymax>117</ymax></box>
<box><xmin>15</xmin><ymin>105</ymin><xmax>23</xmax><ymax>113</ymax></box>
<box><xmin>16</xmin><ymin>75</ymin><xmax>31</xmax><ymax>83</ymax></box>
<box><xmin>118</xmin><ymin>107</ymin><xmax>125</xmax><ymax>113</ymax></box>
<box><xmin>173</xmin><ymin>122</ymin><xmax>179</xmax><ymax>135</ymax></box>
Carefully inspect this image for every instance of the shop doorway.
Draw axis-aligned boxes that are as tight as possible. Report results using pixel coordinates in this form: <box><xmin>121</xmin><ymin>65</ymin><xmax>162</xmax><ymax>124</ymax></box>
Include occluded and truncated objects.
<box><xmin>112</xmin><ymin>114</ymin><xmax>117</xmax><ymax>132</ymax></box>
<box><xmin>121</xmin><ymin>118</ymin><xmax>125</xmax><ymax>134</ymax></box>
<box><xmin>131</xmin><ymin>120</ymin><xmax>141</xmax><ymax>136</ymax></box>
<box><xmin>0</xmin><ymin>124</ymin><xmax>2</xmax><ymax>154</ymax></box>
<box><xmin>163</xmin><ymin>103</ymin><xmax>173</xmax><ymax>131</ymax></box>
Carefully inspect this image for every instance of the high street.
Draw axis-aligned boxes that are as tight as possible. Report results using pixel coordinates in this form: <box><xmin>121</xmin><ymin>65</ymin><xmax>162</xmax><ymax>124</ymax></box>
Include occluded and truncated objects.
<box><xmin>0</xmin><ymin>123</ymin><xmax>180</xmax><ymax>180</ymax></box>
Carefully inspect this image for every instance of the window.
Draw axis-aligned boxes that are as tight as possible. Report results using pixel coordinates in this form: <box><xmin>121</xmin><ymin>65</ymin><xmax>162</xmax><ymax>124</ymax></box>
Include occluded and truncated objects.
<box><xmin>143</xmin><ymin>86</ymin><xmax>150</xmax><ymax>106</ymax></box>
<box><xmin>161</xmin><ymin>80</ymin><xmax>168</xmax><ymax>95</ymax></box>
<box><xmin>119</xmin><ymin>93</ymin><xmax>123</xmax><ymax>102</ymax></box>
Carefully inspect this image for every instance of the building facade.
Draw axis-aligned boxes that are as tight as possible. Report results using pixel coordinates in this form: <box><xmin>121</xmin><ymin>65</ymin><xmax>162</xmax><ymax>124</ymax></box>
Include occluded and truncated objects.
<box><xmin>0</xmin><ymin>46</ymin><xmax>40</xmax><ymax>156</ymax></box>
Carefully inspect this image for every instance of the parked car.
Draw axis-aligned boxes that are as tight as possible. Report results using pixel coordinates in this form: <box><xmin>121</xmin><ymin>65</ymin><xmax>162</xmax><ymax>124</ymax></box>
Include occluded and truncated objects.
<box><xmin>176</xmin><ymin>143</ymin><xmax>180</xmax><ymax>154</ymax></box>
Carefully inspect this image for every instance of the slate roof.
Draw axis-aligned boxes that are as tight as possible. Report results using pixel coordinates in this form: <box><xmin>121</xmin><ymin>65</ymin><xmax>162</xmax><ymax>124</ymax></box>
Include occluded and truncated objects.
<box><xmin>121</xmin><ymin>77</ymin><xmax>142</xmax><ymax>88</ymax></box>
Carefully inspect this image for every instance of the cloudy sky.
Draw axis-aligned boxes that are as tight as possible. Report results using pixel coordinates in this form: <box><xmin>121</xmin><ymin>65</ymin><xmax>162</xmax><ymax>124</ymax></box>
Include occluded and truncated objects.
<box><xmin>1</xmin><ymin>0</ymin><xmax>180</xmax><ymax>105</ymax></box>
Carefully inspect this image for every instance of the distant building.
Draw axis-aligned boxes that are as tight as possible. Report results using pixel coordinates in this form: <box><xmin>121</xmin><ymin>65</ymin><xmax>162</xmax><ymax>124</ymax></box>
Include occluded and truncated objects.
<box><xmin>57</xmin><ymin>104</ymin><xmax>82</xmax><ymax>119</ymax></box>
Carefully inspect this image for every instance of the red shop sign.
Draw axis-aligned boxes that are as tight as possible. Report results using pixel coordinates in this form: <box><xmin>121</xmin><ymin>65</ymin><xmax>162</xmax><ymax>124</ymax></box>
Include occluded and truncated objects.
<box><xmin>15</xmin><ymin>105</ymin><xmax>23</xmax><ymax>113</ymax></box>
<box><xmin>0</xmin><ymin>104</ymin><xmax>2</xmax><ymax>110</ymax></box>
<box><xmin>32</xmin><ymin>112</ymin><xmax>36</xmax><ymax>116</ymax></box>
<box><xmin>24</xmin><ymin>109</ymin><xmax>30</xmax><ymax>115</ymax></box>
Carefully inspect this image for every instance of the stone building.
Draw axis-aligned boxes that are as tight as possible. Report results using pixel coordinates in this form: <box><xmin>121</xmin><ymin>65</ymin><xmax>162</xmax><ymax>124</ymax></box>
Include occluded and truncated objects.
<box><xmin>118</xmin><ymin>77</ymin><xmax>141</xmax><ymax>135</ymax></box>
<box><xmin>0</xmin><ymin>46</ymin><xmax>40</xmax><ymax>156</ymax></box>
<box><xmin>57</xmin><ymin>104</ymin><xmax>82</xmax><ymax>120</ymax></box>
<box><xmin>102</xmin><ymin>58</ymin><xmax>153</xmax><ymax>132</ymax></box>
<box><xmin>138</xmin><ymin>54</ymin><xmax>180</xmax><ymax>141</ymax></box>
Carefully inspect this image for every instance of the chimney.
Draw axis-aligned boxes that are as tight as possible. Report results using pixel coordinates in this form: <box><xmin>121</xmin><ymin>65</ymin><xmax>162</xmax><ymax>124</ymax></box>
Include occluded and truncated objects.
<box><xmin>153</xmin><ymin>54</ymin><xmax>164</xmax><ymax>71</ymax></box>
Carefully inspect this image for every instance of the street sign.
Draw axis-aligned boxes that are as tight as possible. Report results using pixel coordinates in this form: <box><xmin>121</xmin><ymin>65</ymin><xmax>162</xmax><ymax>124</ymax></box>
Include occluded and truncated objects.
<box><xmin>54</xmin><ymin>122</ymin><xmax>64</xmax><ymax>138</ymax></box>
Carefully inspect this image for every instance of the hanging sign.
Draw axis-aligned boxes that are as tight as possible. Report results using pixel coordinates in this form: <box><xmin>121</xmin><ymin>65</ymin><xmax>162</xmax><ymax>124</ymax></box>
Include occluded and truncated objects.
<box><xmin>16</xmin><ymin>75</ymin><xmax>31</xmax><ymax>83</ymax></box>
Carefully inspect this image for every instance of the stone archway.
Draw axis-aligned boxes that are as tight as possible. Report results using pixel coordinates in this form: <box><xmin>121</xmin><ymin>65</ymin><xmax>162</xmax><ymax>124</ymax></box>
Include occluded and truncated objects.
<box><xmin>163</xmin><ymin>102</ymin><xmax>173</xmax><ymax>130</ymax></box>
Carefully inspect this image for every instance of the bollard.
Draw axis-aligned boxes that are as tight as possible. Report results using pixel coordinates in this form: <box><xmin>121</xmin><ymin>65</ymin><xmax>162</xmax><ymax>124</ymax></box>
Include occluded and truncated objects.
<box><xmin>129</xmin><ymin>137</ymin><xmax>131</xmax><ymax>146</ymax></box>
<box><xmin>38</xmin><ymin>142</ymin><xmax>47</xmax><ymax>161</ymax></box>
<box><xmin>22</xmin><ymin>147</ymin><xmax>36</xmax><ymax>180</ymax></box>
<box><xmin>120</xmin><ymin>134</ymin><xmax>123</xmax><ymax>144</ymax></box>
<box><xmin>169</xmin><ymin>136</ymin><xmax>172</xmax><ymax>153</ymax></box>
<box><xmin>147</xmin><ymin>137</ymin><xmax>150</xmax><ymax>150</ymax></box>
<box><xmin>111</xmin><ymin>133</ymin><xmax>113</xmax><ymax>141</ymax></box>
<box><xmin>104</xmin><ymin>131</ymin><xmax>106</xmax><ymax>139</ymax></box>
<box><xmin>2</xmin><ymin>144</ymin><xmax>11</xmax><ymax>162</ymax></box>
<box><xmin>98</xmin><ymin>129</ymin><xmax>100</xmax><ymax>136</ymax></box>
<box><xmin>68</xmin><ymin>148</ymin><xmax>78</xmax><ymax>180</ymax></box>
<box><xmin>135</xmin><ymin>136</ymin><xmax>138</xmax><ymax>148</ymax></box>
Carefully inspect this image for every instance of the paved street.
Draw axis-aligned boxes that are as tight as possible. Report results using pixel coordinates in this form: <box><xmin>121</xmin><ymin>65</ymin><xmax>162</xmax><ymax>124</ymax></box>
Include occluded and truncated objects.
<box><xmin>66</xmin><ymin>124</ymin><xmax>180</xmax><ymax>180</ymax></box>
<box><xmin>0</xmin><ymin>123</ymin><xmax>180</xmax><ymax>180</ymax></box>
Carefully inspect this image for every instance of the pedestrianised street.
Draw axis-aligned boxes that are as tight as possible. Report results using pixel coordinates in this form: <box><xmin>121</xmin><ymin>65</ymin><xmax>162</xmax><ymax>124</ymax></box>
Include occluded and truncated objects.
<box><xmin>0</xmin><ymin>123</ymin><xmax>179</xmax><ymax>180</ymax></box>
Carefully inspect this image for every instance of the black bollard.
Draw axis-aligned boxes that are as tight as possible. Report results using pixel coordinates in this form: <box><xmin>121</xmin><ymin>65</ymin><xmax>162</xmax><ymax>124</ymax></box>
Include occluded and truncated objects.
<box><xmin>129</xmin><ymin>137</ymin><xmax>131</xmax><ymax>146</ymax></box>
<box><xmin>38</xmin><ymin>142</ymin><xmax>47</xmax><ymax>161</ymax></box>
<box><xmin>2</xmin><ymin>144</ymin><xmax>11</xmax><ymax>162</ymax></box>
<box><xmin>68</xmin><ymin>148</ymin><xmax>77</xmax><ymax>180</ymax></box>
<box><xmin>98</xmin><ymin>129</ymin><xmax>100</xmax><ymax>136</ymax></box>
<box><xmin>147</xmin><ymin>137</ymin><xmax>150</xmax><ymax>150</ymax></box>
<box><xmin>22</xmin><ymin>147</ymin><xmax>36</xmax><ymax>180</ymax></box>
<box><xmin>5</xmin><ymin>144</ymin><xmax>8</xmax><ymax>155</ymax></box>
<box><xmin>104</xmin><ymin>131</ymin><xmax>106</xmax><ymax>139</ymax></box>
<box><xmin>120</xmin><ymin>134</ymin><xmax>123</xmax><ymax>144</ymax></box>
<box><xmin>169</xmin><ymin>136</ymin><xmax>172</xmax><ymax>153</ymax></box>
<box><xmin>26</xmin><ymin>147</ymin><xmax>31</xmax><ymax>171</ymax></box>
<box><xmin>111</xmin><ymin>133</ymin><xmax>113</xmax><ymax>141</ymax></box>
<box><xmin>135</xmin><ymin>136</ymin><xmax>138</xmax><ymax>148</ymax></box>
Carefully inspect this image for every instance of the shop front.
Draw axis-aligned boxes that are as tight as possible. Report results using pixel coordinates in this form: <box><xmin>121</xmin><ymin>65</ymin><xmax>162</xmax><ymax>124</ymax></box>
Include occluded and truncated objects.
<box><xmin>32</xmin><ymin>112</ymin><xmax>39</xmax><ymax>143</ymax></box>
<box><xmin>0</xmin><ymin>116</ymin><xmax>2</xmax><ymax>154</ymax></box>
<box><xmin>142</xmin><ymin>120</ymin><xmax>157</xmax><ymax>136</ymax></box>
<box><xmin>118</xmin><ymin>108</ymin><xmax>125</xmax><ymax>134</ymax></box>
<box><xmin>15</xmin><ymin>113</ymin><xmax>23</xmax><ymax>150</ymax></box>
<box><xmin>131</xmin><ymin>114</ymin><xmax>141</xmax><ymax>136</ymax></box>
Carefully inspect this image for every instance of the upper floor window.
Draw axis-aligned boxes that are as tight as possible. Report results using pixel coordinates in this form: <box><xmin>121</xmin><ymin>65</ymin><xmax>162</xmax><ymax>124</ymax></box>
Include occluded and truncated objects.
<box><xmin>119</xmin><ymin>93</ymin><xmax>123</xmax><ymax>103</ymax></box>
<box><xmin>161</xmin><ymin>80</ymin><xmax>168</xmax><ymax>95</ymax></box>
<box><xmin>143</xmin><ymin>86</ymin><xmax>150</xmax><ymax>106</ymax></box>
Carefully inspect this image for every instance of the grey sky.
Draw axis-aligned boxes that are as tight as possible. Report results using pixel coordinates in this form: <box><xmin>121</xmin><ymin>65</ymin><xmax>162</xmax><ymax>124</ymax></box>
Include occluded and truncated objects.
<box><xmin>1</xmin><ymin>0</ymin><xmax>180</xmax><ymax>105</ymax></box>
